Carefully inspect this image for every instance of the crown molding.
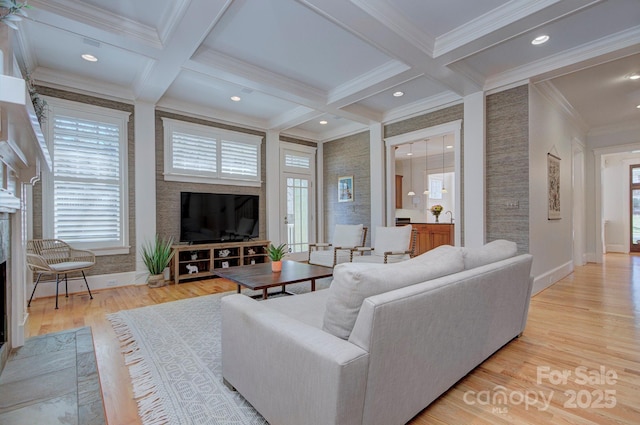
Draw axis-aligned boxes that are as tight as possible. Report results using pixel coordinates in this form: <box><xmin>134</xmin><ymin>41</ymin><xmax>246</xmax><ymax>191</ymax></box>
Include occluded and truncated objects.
<box><xmin>35</xmin><ymin>67</ymin><xmax>135</xmax><ymax>103</ymax></box>
<box><xmin>484</xmin><ymin>26</ymin><xmax>640</xmax><ymax>91</ymax></box>
<box><xmin>534</xmin><ymin>81</ymin><xmax>590</xmax><ymax>134</ymax></box>
<box><xmin>157</xmin><ymin>98</ymin><xmax>268</xmax><ymax>133</ymax></box>
<box><xmin>434</xmin><ymin>0</ymin><xmax>563</xmax><ymax>58</ymax></box>
<box><xmin>29</xmin><ymin>0</ymin><xmax>163</xmax><ymax>49</ymax></box>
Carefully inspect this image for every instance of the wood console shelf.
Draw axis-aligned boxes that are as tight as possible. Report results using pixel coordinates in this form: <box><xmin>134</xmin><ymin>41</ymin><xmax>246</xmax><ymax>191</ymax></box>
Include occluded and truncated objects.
<box><xmin>170</xmin><ymin>240</ymin><xmax>270</xmax><ymax>284</ymax></box>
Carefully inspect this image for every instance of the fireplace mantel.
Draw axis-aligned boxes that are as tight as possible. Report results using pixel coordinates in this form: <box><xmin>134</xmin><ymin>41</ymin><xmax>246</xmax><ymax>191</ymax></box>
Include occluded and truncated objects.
<box><xmin>0</xmin><ymin>26</ymin><xmax>53</xmax><ymax>365</ymax></box>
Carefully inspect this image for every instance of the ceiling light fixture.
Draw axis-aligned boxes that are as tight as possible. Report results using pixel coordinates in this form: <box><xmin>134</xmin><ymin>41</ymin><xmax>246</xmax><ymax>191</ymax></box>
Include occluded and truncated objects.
<box><xmin>230</xmin><ymin>96</ymin><xmax>241</xmax><ymax>102</ymax></box>
<box><xmin>319</xmin><ymin>120</ymin><xmax>328</xmax><ymax>125</ymax></box>
<box><xmin>407</xmin><ymin>143</ymin><xmax>415</xmax><ymax>196</ymax></box>
<box><xmin>441</xmin><ymin>135</ymin><xmax>448</xmax><ymax>194</ymax></box>
<box><xmin>636</xmin><ymin>104</ymin><xmax>640</xmax><ymax>109</ymax></box>
<box><xmin>628</xmin><ymin>74</ymin><xmax>640</xmax><ymax>80</ymax></box>
<box><xmin>393</xmin><ymin>91</ymin><xmax>404</xmax><ymax>97</ymax></box>
<box><xmin>423</xmin><ymin>139</ymin><xmax>430</xmax><ymax>195</ymax></box>
<box><xmin>531</xmin><ymin>35</ymin><xmax>549</xmax><ymax>45</ymax></box>
<box><xmin>81</xmin><ymin>53</ymin><xmax>98</xmax><ymax>62</ymax></box>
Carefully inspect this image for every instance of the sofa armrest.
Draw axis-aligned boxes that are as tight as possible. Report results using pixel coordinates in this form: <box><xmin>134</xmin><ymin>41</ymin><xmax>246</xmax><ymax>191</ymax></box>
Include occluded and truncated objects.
<box><xmin>221</xmin><ymin>294</ymin><xmax>369</xmax><ymax>425</ymax></box>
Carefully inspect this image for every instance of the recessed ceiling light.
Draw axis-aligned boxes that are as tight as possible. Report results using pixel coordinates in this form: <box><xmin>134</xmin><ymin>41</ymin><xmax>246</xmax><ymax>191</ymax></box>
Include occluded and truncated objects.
<box><xmin>230</xmin><ymin>96</ymin><xmax>241</xmax><ymax>102</ymax></box>
<box><xmin>531</xmin><ymin>35</ymin><xmax>549</xmax><ymax>45</ymax></box>
<box><xmin>446</xmin><ymin>145</ymin><xmax>453</xmax><ymax>149</ymax></box>
<box><xmin>319</xmin><ymin>120</ymin><xmax>328</xmax><ymax>125</ymax></box>
<box><xmin>393</xmin><ymin>91</ymin><xmax>404</xmax><ymax>97</ymax></box>
<box><xmin>81</xmin><ymin>53</ymin><xmax>98</xmax><ymax>62</ymax></box>
<box><xmin>636</xmin><ymin>104</ymin><xmax>640</xmax><ymax>109</ymax></box>
<box><xmin>629</xmin><ymin>74</ymin><xmax>640</xmax><ymax>80</ymax></box>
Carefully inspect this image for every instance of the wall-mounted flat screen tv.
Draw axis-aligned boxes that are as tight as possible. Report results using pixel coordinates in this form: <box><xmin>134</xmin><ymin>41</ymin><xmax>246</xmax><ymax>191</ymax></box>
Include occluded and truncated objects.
<box><xmin>180</xmin><ymin>192</ymin><xmax>259</xmax><ymax>244</ymax></box>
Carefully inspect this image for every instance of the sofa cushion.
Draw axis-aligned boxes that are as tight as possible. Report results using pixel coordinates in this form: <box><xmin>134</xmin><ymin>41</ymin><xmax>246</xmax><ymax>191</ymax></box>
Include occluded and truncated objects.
<box><xmin>322</xmin><ymin>244</ymin><xmax>464</xmax><ymax>339</ymax></box>
<box><xmin>462</xmin><ymin>239</ymin><xmax>518</xmax><ymax>269</ymax></box>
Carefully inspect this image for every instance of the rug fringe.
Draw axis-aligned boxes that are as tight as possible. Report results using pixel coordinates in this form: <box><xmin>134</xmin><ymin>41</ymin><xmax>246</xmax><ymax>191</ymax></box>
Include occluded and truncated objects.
<box><xmin>107</xmin><ymin>313</ymin><xmax>170</xmax><ymax>425</ymax></box>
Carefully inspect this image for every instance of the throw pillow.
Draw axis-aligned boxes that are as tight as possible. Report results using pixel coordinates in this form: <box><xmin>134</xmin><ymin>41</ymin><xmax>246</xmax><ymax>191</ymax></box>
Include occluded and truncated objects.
<box><xmin>323</xmin><ymin>244</ymin><xmax>464</xmax><ymax>340</ymax></box>
<box><xmin>462</xmin><ymin>239</ymin><xmax>518</xmax><ymax>269</ymax></box>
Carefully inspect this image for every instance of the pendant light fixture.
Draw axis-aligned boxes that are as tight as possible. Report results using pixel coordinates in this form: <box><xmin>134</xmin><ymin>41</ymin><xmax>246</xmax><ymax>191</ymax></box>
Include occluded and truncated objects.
<box><xmin>423</xmin><ymin>139</ymin><xmax>429</xmax><ymax>195</ymax></box>
<box><xmin>407</xmin><ymin>143</ymin><xmax>415</xmax><ymax>196</ymax></box>
<box><xmin>441</xmin><ymin>135</ymin><xmax>448</xmax><ymax>194</ymax></box>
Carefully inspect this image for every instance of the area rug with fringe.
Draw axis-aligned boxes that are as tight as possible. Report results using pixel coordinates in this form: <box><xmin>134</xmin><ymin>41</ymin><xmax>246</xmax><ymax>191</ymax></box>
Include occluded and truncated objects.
<box><xmin>107</xmin><ymin>280</ymin><xmax>330</xmax><ymax>425</ymax></box>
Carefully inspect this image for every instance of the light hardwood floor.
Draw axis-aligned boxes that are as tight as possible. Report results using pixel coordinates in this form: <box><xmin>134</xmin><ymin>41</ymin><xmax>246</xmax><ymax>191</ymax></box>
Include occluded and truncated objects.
<box><xmin>26</xmin><ymin>254</ymin><xmax>640</xmax><ymax>424</ymax></box>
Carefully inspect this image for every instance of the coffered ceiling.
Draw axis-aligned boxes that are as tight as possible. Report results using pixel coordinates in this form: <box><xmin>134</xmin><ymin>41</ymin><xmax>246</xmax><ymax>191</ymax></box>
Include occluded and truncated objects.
<box><xmin>12</xmin><ymin>0</ymin><xmax>640</xmax><ymax>141</ymax></box>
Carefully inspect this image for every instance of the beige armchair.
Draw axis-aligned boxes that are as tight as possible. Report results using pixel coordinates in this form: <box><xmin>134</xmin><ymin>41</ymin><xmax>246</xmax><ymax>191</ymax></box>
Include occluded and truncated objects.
<box><xmin>350</xmin><ymin>225</ymin><xmax>417</xmax><ymax>264</ymax></box>
<box><xmin>308</xmin><ymin>224</ymin><xmax>368</xmax><ymax>267</ymax></box>
<box><xmin>27</xmin><ymin>239</ymin><xmax>95</xmax><ymax>309</ymax></box>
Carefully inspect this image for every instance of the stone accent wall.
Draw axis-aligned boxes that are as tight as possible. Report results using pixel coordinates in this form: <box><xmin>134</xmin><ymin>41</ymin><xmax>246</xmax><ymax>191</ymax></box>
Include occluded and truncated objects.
<box><xmin>155</xmin><ymin>111</ymin><xmax>267</xmax><ymax>242</ymax></box>
<box><xmin>384</xmin><ymin>104</ymin><xmax>464</xmax><ymax>139</ymax></box>
<box><xmin>32</xmin><ymin>87</ymin><xmax>136</xmax><ymax>276</ymax></box>
<box><xmin>323</xmin><ymin>131</ymin><xmax>371</xmax><ymax>244</ymax></box>
<box><xmin>486</xmin><ymin>85</ymin><xmax>529</xmax><ymax>253</ymax></box>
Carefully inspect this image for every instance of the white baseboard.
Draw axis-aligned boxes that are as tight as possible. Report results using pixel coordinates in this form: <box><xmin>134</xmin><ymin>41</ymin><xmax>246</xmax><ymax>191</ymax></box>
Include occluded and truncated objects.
<box><xmin>605</xmin><ymin>244</ymin><xmax>626</xmax><ymax>253</ymax></box>
<box><xmin>532</xmin><ymin>261</ymin><xmax>574</xmax><ymax>295</ymax></box>
<box><xmin>29</xmin><ymin>271</ymin><xmax>137</xmax><ymax>300</ymax></box>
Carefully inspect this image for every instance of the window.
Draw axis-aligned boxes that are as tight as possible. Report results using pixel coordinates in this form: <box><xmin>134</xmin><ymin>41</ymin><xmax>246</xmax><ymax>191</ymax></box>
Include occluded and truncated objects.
<box><xmin>43</xmin><ymin>98</ymin><xmax>130</xmax><ymax>255</ymax></box>
<box><xmin>163</xmin><ymin>118</ymin><xmax>262</xmax><ymax>186</ymax></box>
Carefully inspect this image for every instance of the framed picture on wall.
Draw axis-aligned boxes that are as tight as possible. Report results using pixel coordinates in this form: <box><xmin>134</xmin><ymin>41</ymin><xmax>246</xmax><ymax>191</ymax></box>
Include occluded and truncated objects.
<box><xmin>338</xmin><ymin>176</ymin><xmax>354</xmax><ymax>202</ymax></box>
<box><xmin>547</xmin><ymin>153</ymin><xmax>561</xmax><ymax>220</ymax></box>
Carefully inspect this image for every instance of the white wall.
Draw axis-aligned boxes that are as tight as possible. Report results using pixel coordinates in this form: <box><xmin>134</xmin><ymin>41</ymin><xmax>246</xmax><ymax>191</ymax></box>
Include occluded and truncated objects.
<box><xmin>529</xmin><ymin>84</ymin><xmax>586</xmax><ymax>293</ymax></box>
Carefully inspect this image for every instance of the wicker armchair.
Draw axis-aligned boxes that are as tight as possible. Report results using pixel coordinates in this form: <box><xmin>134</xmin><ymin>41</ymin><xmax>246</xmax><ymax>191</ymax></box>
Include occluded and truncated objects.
<box><xmin>27</xmin><ymin>239</ymin><xmax>95</xmax><ymax>309</ymax></box>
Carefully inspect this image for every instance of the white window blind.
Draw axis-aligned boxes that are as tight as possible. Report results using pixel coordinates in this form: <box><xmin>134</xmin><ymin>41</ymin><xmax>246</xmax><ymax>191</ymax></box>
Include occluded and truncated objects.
<box><xmin>163</xmin><ymin>118</ymin><xmax>262</xmax><ymax>186</ymax></box>
<box><xmin>284</xmin><ymin>152</ymin><xmax>311</xmax><ymax>169</ymax></box>
<box><xmin>43</xmin><ymin>98</ymin><xmax>130</xmax><ymax>253</ymax></box>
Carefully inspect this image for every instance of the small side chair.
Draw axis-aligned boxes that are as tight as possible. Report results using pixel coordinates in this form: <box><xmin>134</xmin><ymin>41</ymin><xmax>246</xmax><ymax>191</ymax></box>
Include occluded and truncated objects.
<box><xmin>27</xmin><ymin>239</ymin><xmax>95</xmax><ymax>309</ymax></box>
<box><xmin>308</xmin><ymin>224</ymin><xmax>368</xmax><ymax>267</ymax></box>
<box><xmin>350</xmin><ymin>225</ymin><xmax>417</xmax><ymax>264</ymax></box>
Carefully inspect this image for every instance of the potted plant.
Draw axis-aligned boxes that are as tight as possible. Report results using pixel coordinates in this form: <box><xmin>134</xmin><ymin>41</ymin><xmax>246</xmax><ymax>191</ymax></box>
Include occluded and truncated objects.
<box><xmin>141</xmin><ymin>235</ymin><xmax>175</xmax><ymax>287</ymax></box>
<box><xmin>266</xmin><ymin>243</ymin><xmax>287</xmax><ymax>272</ymax></box>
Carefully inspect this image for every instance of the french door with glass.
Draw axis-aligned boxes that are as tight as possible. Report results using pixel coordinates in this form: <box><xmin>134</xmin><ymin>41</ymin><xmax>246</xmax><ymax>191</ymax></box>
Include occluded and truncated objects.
<box><xmin>280</xmin><ymin>144</ymin><xmax>316</xmax><ymax>255</ymax></box>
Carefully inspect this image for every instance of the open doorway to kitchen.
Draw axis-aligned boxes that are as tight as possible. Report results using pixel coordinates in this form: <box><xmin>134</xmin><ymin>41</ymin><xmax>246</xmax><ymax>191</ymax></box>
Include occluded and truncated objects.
<box><xmin>630</xmin><ymin>165</ymin><xmax>640</xmax><ymax>252</ymax></box>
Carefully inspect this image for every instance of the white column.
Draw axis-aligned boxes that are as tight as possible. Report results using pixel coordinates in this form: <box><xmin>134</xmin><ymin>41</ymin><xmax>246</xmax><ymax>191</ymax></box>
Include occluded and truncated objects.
<box><xmin>370</xmin><ymin>123</ymin><xmax>385</xmax><ymax>228</ymax></box>
<box><xmin>316</xmin><ymin>142</ymin><xmax>324</xmax><ymax>243</ymax></box>
<box><xmin>134</xmin><ymin>102</ymin><xmax>156</xmax><ymax>284</ymax></box>
<box><xmin>265</xmin><ymin>130</ymin><xmax>281</xmax><ymax>244</ymax></box>
<box><xmin>463</xmin><ymin>91</ymin><xmax>486</xmax><ymax>248</ymax></box>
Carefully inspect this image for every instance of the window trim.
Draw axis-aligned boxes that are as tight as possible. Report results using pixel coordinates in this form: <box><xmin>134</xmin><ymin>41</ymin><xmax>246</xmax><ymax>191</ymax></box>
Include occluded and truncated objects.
<box><xmin>162</xmin><ymin>118</ymin><xmax>263</xmax><ymax>187</ymax></box>
<box><xmin>42</xmin><ymin>97</ymin><xmax>131</xmax><ymax>255</ymax></box>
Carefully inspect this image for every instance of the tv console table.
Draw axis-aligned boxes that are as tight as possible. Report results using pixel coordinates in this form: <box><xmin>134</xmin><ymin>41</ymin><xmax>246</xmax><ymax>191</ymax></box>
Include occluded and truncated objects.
<box><xmin>170</xmin><ymin>240</ymin><xmax>270</xmax><ymax>284</ymax></box>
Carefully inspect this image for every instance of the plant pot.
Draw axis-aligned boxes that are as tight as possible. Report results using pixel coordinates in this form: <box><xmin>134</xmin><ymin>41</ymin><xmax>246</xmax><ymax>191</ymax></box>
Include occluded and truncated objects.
<box><xmin>271</xmin><ymin>260</ymin><xmax>282</xmax><ymax>273</ymax></box>
<box><xmin>147</xmin><ymin>273</ymin><xmax>167</xmax><ymax>288</ymax></box>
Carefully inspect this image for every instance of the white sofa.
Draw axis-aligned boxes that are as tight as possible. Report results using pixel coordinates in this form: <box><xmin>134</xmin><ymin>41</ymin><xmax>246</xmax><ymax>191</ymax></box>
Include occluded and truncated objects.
<box><xmin>221</xmin><ymin>240</ymin><xmax>533</xmax><ymax>425</ymax></box>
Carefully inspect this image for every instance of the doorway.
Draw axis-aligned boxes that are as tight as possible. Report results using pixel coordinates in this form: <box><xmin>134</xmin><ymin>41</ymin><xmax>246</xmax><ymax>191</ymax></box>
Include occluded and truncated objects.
<box><xmin>279</xmin><ymin>143</ymin><xmax>316</xmax><ymax>256</ymax></box>
<box><xmin>630</xmin><ymin>165</ymin><xmax>640</xmax><ymax>252</ymax></box>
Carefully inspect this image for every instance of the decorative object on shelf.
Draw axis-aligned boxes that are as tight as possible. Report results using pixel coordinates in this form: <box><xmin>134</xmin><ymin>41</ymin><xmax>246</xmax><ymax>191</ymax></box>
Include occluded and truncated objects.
<box><xmin>430</xmin><ymin>204</ymin><xmax>443</xmax><ymax>223</ymax></box>
<box><xmin>141</xmin><ymin>234</ymin><xmax>175</xmax><ymax>287</ymax></box>
<box><xmin>247</xmin><ymin>248</ymin><xmax>255</xmax><ymax>255</ymax></box>
<box><xmin>221</xmin><ymin>261</ymin><xmax>229</xmax><ymax>268</ymax></box>
<box><xmin>219</xmin><ymin>249</ymin><xmax>231</xmax><ymax>257</ymax></box>
<box><xmin>186</xmin><ymin>264</ymin><xmax>198</xmax><ymax>274</ymax></box>
<box><xmin>266</xmin><ymin>243</ymin><xmax>287</xmax><ymax>273</ymax></box>
<box><xmin>338</xmin><ymin>175</ymin><xmax>354</xmax><ymax>202</ymax></box>
<box><xmin>190</xmin><ymin>252</ymin><xmax>198</xmax><ymax>260</ymax></box>
<box><xmin>250</xmin><ymin>259</ymin><xmax>256</xmax><ymax>265</ymax></box>
<box><xmin>0</xmin><ymin>0</ymin><xmax>30</xmax><ymax>30</ymax></box>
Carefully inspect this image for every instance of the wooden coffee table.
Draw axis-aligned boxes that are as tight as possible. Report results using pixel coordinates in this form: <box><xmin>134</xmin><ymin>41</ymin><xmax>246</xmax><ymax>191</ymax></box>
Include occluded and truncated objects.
<box><xmin>214</xmin><ymin>260</ymin><xmax>333</xmax><ymax>299</ymax></box>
